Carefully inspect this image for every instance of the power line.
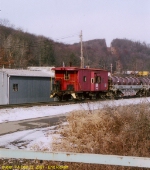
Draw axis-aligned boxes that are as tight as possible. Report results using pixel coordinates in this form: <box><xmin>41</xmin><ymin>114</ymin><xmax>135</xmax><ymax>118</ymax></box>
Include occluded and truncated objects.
<box><xmin>54</xmin><ymin>32</ymin><xmax>79</xmax><ymax>41</ymax></box>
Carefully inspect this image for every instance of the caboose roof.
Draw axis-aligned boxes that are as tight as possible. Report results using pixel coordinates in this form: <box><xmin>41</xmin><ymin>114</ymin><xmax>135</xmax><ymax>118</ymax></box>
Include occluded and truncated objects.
<box><xmin>52</xmin><ymin>67</ymin><xmax>108</xmax><ymax>72</ymax></box>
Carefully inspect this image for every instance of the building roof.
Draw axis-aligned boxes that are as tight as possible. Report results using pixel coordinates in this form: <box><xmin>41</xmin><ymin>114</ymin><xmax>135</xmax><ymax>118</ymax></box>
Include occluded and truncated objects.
<box><xmin>27</xmin><ymin>66</ymin><xmax>55</xmax><ymax>77</ymax></box>
<box><xmin>52</xmin><ymin>66</ymin><xmax>108</xmax><ymax>72</ymax></box>
<box><xmin>0</xmin><ymin>68</ymin><xmax>55</xmax><ymax>77</ymax></box>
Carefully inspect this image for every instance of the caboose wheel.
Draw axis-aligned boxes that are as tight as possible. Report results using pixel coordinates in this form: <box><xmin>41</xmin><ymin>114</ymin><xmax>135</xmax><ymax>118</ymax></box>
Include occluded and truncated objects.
<box><xmin>57</xmin><ymin>96</ymin><xmax>63</xmax><ymax>101</ymax></box>
<box><xmin>63</xmin><ymin>95</ymin><xmax>70</xmax><ymax>101</ymax></box>
<box><xmin>101</xmin><ymin>95</ymin><xmax>106</xmax><ymax>100</ymax></box>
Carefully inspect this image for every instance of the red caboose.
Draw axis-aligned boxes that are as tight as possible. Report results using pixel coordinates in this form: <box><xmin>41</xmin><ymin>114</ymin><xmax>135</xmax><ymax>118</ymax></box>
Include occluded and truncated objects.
<box><xmin>50</xmin><ymin>67</ymin><xmax>108</xmax><ymax>100</ymax></box>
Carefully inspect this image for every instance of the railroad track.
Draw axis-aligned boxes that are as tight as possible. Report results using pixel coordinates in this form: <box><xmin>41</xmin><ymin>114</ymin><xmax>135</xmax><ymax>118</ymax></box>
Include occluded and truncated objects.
<box><xmin>0</xmin><ymin>98</ymin><xmax>108</xmax><ymax>109</ymax></box>
<box><xmin>0</xmin><ymin>101</ymin><xmax>75</xmax><ymax>109</ymax></box>
<box><xmin>0</xmin><ymin>101</ymin><xmax>78</xmax><ymax>109</ymax></box>
<box><xmin>0</xmin><ymin>98</ymin><xmax>95</xmax><ymax>109</ymax></box>
<box><xmin>0</xmin><ymin>96</ymin><xmax>148</xmax><ymax>109</ymax></box>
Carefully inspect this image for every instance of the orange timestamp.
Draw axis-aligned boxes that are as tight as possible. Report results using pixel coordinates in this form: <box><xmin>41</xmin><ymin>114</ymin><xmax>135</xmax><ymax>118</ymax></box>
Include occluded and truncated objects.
<box><xmin>1</xmin><ymin>165</ymin><xmax>69</xmax><ymax>169</ymax></box>
<box><xmin>47</xmin><ymin>165</ymin><xmax>69</xmax><ymax>169</ymax></box>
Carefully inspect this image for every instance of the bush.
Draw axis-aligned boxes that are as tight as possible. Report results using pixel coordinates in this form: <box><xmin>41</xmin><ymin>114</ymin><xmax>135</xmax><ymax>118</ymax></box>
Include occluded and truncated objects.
<box><xmin>52</xmin><ymin>103</ymin><xmax>150</xmax><ymax>169</ymax></box>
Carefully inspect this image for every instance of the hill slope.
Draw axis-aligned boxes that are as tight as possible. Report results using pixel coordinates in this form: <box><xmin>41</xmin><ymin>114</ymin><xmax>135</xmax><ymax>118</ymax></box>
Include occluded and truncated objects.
<box><xmin>0</xmin><ymin>25</ymin><xmax>150</xmax><ymax>72</ymax></box>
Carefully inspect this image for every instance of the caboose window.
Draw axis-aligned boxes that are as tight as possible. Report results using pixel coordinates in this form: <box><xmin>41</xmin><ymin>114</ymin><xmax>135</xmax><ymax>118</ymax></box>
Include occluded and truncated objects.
<box><xmin>64</xmin><ymin>71</ymin><xmax>70</xmax><ymax>80</ymax></box>
<box><xmin>83</xmin><ymin>76</ymin><xmax>86</xmax><ymax>82</ymax></box>
<box><xmin>95</xmin><ymin>76</ymin><xmax>101</xmax><ymax>83</ymax></box>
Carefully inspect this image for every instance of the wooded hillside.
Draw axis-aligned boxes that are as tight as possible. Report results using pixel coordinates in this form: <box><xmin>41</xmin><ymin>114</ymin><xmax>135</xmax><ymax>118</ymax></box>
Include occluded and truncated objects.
<box><xmin>0</xmin><ymin>24</ymin><xmax>150</xmax><ymax>72</ymax></box>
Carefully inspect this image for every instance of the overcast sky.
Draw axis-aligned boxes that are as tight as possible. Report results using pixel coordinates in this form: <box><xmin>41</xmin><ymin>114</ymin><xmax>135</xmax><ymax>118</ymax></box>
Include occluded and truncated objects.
<box><xmin>0</xmin><ymin>0</ymin><xmax>150</xmax><ymax>46</ymax></box>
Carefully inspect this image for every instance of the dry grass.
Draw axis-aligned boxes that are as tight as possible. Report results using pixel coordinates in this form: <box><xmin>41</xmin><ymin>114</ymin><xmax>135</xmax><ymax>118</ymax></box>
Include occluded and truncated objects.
<box><xmin>52</xmin><ymin>102</ymin><xmax>150</xmax><ymax>170</ymax></box>
<box><xmin>1</xmin><ymin>103</ymin><xmax>150</xmax><ymax>169</ymax></box>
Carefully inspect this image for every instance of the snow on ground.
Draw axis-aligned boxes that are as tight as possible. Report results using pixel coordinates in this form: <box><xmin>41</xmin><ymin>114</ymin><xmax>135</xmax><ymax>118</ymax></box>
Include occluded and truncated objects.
<box><xmin>0</xmin><ymin>97</ymin><xmax>150</xmax><ymax>150</ymax></box>
<box><xmin>0</xmin><ymin>97</ymin><xmax>150</xmax><ymax>123</ymax></box>
<box><xmin>0</xmin><ymin>126</ymin><xmax>60</xmax><ymax>151</ymax></box>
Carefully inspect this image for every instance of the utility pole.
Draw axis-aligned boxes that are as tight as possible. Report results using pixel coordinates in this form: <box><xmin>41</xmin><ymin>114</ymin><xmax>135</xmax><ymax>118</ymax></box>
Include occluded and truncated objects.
<box><xmin>116</xmin><ymin>60</ymin><xmax>121</xmax><ymax>74</ymax></box>
<box><xmin>110</xmin><ymin>63</ymin><xmax>113</xmax><ymax>74</ymax></box>
<box><xmin>80</xmin><ymin>30</ymin><xmax>84</xmax><ymax>68</ymax></box>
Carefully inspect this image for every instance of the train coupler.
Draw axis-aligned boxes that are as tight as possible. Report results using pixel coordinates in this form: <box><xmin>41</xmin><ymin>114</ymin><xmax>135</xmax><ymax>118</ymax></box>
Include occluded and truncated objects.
<box><xmin>50</xmin><ymin>93</ymin><xmax>55</xmax><ymax>98</ymax></box>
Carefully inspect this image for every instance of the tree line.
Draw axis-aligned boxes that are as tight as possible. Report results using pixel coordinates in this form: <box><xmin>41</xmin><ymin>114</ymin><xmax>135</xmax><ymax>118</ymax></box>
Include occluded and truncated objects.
<box><xmin>0</xmin><ymin>21</ymin><xmax>150</xmax><ymax>72</ymax></box>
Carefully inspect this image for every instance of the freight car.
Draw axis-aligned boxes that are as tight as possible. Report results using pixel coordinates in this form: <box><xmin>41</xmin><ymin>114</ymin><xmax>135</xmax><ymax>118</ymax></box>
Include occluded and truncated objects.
<box><xmin>50</xmin><ymin>67</ymin><xmax>150</xmax><ymax>101</ymax></box>
<box><xmin>108</xmin><ymin>76</ymin><xmax>150</xmax><ymax>98</ymax></box>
